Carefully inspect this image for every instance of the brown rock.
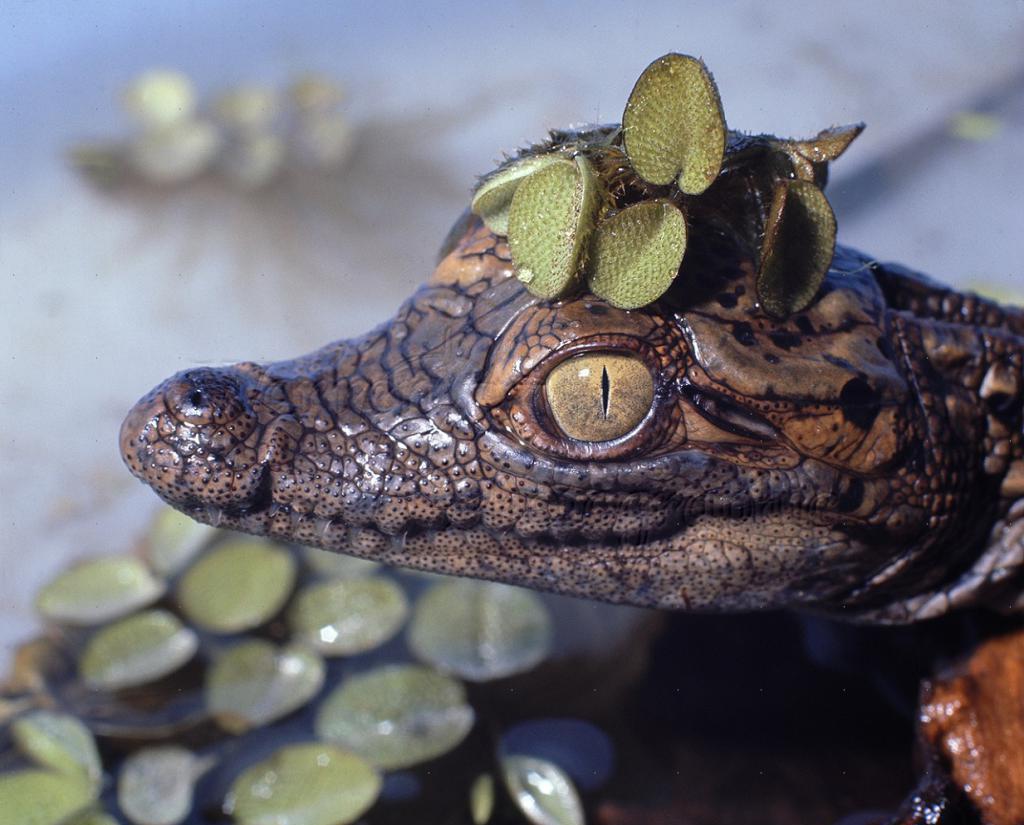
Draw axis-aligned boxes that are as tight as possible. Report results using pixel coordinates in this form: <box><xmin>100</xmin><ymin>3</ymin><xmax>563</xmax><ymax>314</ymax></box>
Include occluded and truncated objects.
<box><xmin>918</xmin><ymin>629</ymin><xmax>1024</xmax><ymax>825</ymax></box>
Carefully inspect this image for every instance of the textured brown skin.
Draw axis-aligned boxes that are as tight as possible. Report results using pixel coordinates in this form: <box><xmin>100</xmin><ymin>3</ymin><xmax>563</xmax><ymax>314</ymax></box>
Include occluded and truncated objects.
<box><xmin>120</xmin><ymin>216</ymin><xmax>1024</xmax><ymax>624</ymax></box>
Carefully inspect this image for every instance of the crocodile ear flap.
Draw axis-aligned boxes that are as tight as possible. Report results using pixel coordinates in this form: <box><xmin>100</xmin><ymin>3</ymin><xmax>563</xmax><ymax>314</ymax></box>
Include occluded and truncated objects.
<box><xmin>756</xmin><ymin>180</ymin><xmax>837</xmax><ymax>318</ymax></box>
<box><xmin>784</xmin><ymin>123</ymin><xmax>864</xmax><ymax>185</ymax></box>
<box><xmin>792</xmin><ymin>123</ymin><xmax>864</xmax><ymax>163</ymax></box>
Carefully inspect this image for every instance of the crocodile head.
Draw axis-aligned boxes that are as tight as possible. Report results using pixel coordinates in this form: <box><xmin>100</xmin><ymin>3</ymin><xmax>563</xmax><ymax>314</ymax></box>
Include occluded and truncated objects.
<box><xmin>122</xmin><ymin>212</ymin><xmax>975</xmax><ymax>618</ymax></box>
<box><xmin>122</xmin><ymin>54</ymin><xmax>1019</xmax><ymax>621</ymax></box>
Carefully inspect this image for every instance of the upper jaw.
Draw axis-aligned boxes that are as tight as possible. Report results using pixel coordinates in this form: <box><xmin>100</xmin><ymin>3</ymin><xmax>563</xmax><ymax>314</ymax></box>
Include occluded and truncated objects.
<box><xmin>122</xmin><ymin>362</ymin><xmax>851</xmax><ymax>537</ymax></box>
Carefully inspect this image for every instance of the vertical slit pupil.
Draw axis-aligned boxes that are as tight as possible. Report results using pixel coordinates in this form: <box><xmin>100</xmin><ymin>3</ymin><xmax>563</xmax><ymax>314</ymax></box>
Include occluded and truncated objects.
<box><xmin>601</xmin><ymin>365</ymin><xmax>611</xmax><ymax>419</ymax></box>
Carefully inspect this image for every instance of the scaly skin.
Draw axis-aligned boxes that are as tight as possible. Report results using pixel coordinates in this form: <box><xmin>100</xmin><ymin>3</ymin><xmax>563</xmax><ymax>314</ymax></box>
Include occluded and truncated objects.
<box><xmin>120</xmin><ymin>215</ymin><xmax>1024</xmax><ymax>623</ymax></box>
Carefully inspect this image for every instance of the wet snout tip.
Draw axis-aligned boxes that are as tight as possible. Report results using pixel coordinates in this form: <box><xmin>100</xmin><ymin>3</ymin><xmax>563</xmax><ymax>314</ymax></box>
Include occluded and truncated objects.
<box><xmin>119</xmin><ymin>366</ymin><xmax>258</xmax><ymax>489</ymax></box>
<box><xmin>119</xmin><ymin>389</ymin><xmax>162</xmax><ymax>480</ymax></box>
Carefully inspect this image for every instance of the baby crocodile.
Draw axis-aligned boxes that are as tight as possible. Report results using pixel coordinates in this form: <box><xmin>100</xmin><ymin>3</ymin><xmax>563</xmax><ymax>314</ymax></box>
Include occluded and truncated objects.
<box><xmin>120</xmin><ymin>63</ymin><xmax>1024</xmax><ymax>626</ymax></box>
<box><xmin>120</xmin><ymin>216</ymin><xmax>1024</xmax><ymax>623</ymax></box>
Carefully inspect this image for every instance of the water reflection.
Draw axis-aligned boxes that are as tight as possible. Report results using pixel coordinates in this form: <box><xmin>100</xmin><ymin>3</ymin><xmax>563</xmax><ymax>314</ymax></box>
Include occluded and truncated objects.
<box><xmin>5</xmin><ymin>507</ymin><xmax>1009</xmax><ymax>823</ymax></box>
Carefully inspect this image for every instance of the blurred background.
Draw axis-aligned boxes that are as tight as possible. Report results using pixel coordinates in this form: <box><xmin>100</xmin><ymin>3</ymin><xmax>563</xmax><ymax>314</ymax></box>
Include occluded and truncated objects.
<box><xmin>2</xmin><ymin>0</ymin><xmax>1023</xmax><ymax>671</ymax></box>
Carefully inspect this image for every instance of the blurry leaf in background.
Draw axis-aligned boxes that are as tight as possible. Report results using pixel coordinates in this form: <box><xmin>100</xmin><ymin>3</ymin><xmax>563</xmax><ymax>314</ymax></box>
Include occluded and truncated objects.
<box><xmin>409</xmin><ymin>580</ymin><xmax>553</xmax><ymax>681</ymax></box>
<box><xmin>224</xmin><ymin>743</ymin><xmax>380</xmax><ymax>825</ymax></box>
<box><xmin>117</xmin><ymin>746</ymin><xmax>211</xmax><ymax>825</ymax></box>
<box><xmin>35</xmin><ymin>556</ymin><xmax>165</xmax><ymax>627</ymax></box>
<box><xmin>315</xmin><ymin>664</ymin><xmax>475</xmax><ymax>770</ymax></box>
<box><xmin>79</xmin><ymin>609</ymin><xmax>199</xmax><ymax>691</ymax></box>
<box><xmin>206</xmin><ymin>640</ymin><xmax>325</xmax><ymax>734</ymax></box>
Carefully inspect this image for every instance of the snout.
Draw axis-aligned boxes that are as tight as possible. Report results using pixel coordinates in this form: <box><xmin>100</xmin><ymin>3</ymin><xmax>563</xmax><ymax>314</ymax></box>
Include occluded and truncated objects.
<box><xmin>120</xmin><ymin>367</ymin><xmax>263</xmax><ymax>511</ymax></box>
<box><xmin>119</xmin><ymin>384</ymin><xmax>170</xmax><ymax>484</ymax></box>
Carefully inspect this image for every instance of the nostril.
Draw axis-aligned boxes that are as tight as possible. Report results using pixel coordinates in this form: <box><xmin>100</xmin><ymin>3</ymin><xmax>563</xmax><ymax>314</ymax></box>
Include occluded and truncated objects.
<box><xmin>177</xmin><ymin>385</ymin><xmax>213</xmax><ymax>423</ymax></box>
<box><xmin>165</xmin><ymin>368</ymin><xmax>250</xmax><ymax>427</ymax></box>
<box><xmin>167</xmin><ymin>377</ymin><xmax>215</xmax><ymax>425</ymax></box>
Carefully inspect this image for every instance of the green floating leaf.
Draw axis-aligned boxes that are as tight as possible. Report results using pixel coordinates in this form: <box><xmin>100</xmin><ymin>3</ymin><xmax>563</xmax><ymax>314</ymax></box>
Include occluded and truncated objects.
<box><xmin>225</xmin><ymin>743</ymin><xmax>380</xmax><ymax>825</ymax></box>
<box><xmin>588</xmin><ymin>199</ymin><xmax>687</xmax><ymax>309</ymax></box>
<box><xmin>408</xmin><ymin>580</ymin><xmax>553</xmax><ymax>682</ymax></box>
<box><xmin>507</xmin><ymin>156</ymin><xmax>598</xmax><ymax>299</ymax></box>
<box><xmin>300</xmin><ymin>546</ymin><xmax>380</xmax><ymax>579</ymax></box>
<box><xmin>206</xmin><ymin>640</ymin><xmax>325</xmax><ymax>734</ymax></box>
<box><xmin>128</xmin><ymin>121</ymin><xmax>221</xmax><ymax>185</ymax></box>
<box><xmin>177</xmin><ymin>539</ymin><xmax>296</xmax><ymax>633</ymax></box>
<box><xmin>623</xmin><ymin>53</ymin><xmax>726</xmax><ymax>194</ymax></box>
<box><xmin>470</xmin><ymin>773</ymin><xmax>495</xmax><ymax>825</ymax></box>
<box><xmin>35</xmin><ymin>556</ymin><xmax>165</xmax><ymax>626</ymax></box>
<box><xmin>0</xmin><ymin>770</ymin><xmax>96</xmax><ymax>825</ymax></box>
<box><xmin>80</xmin><ymin>609</ymin><xmax>198</xmax><ymax>691</ymax></box>
<box><xmin>11</xmin><ymin>711</ymin><xmax>102</xmax><ymax>787</ymax></box>
<box><xmin>756</xmin><ymin>179</ymin><xmax>837</xmax><ymax>318</ymax></box>
<box><xmin>315</xmin><ymin>664</ymin><xmax>474</xmax><ymax>771</ymax></box>
<box><xmin>502</xmin><ymin>756</ymin><xmax>585</xmax><ymax>825</ymax></box>
<box><xmin>123</xmin><ymin>70</ymin><xmax>196</xmax><ymax>128</ymax></box>
<box><xmin>118</xmin><ymin>746</ymin><xmax>205</xmax><ymax>825</ymax></box>
<box><xmin>472</xmin><ymin>154</ymin><xmax>565</xmax><ymax>236</ymax></box>
<box><xmin>145</xmin><ymin>507</ymin><xmax>217</xmax><ymax>577</ymax></box>
<box><xmin>287</xmin><ymin>578</ymin><xmax>408</xmax><ymax>656</ymax></box>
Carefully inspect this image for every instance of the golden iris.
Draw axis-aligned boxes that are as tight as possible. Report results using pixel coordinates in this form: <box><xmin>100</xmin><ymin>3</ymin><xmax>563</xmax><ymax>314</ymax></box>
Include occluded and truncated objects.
<box><xmin>544</xmin><ymin>353</ymin><xmax>654</xmax><ymax>442</ymax></box>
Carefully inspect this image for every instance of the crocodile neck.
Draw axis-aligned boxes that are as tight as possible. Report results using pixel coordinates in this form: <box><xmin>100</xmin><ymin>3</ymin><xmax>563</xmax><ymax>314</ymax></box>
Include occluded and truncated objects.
<box><xmin>856</xmin><ymin>262</ymin><xmax>1024</xmax><ymax>620</ymax></box>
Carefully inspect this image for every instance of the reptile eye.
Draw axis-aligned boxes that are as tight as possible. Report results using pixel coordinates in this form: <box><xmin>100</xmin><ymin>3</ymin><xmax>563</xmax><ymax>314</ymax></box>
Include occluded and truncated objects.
<box><xmin>165</xmin><ymin>369</ymin><xmax>247</xmax><ymax>426</ymax></box>
<box><xmin>545</xmin><ymin>353</ymin><xmax>654</xmax><ymax>442</ymax></box>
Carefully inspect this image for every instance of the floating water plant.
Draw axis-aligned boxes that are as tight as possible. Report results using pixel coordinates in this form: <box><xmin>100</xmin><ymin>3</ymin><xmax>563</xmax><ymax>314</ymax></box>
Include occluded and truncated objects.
<box><xmin>622</xmin><ymin>53</ymin><xmax>726</xmax><ymax>194</ymax></box>
<box><xmin>314</xmin><ymin>664</ymin><xmax>475</xmax><ymax>770</ymax></box>
<box><xmin>73</xmin><ymin>70</ymin><xmax>354</xmax><ymax>192</ymax></box>
<box><xmin>35</xmin><ymin>556</ymin><xmax>165</xmax><ymax>626</ymax></box>
<box><xmin>588</xmin><ymin>199</ymin><xmax>687</xmax><ymax>309</ymax></box>
<box><xmin>3</xmin><ymin>504</ymin><xmax>617</xmax><ymax>822</ymax></box>
<box><xmin>408</xmin><ymin>580</ymin><xmax>553</xmax><ymax>682</ymax></box>
<box><xmin>176</xmin><ymin>538</ymin><xmax>296</xmax><ymax>633</ymax></box>
<box><xmin>502</xmin><ymin>755</ymin><xmax>585</xmax><ymax>825</ymax></box>
<box><xmin>117</xmin><ymin>747</ymin><xmax>209</xmax><ymax>825</ymax></box>
<box><xmin>470</xmin><ymin>52</ymin><xmax>858</xmax><ymax>315</ymax></box>
<box><xmin>144</xmin><ymin>506</ymin><xmax>219</xmax><ymax>577</ymax></box>
<box><xmin>79</xmin><ymin>609</ymin><xmax>199</xmax><ymax>691</ymax></box>
<box><xmin>472</xmin><ymin>154</ymin><xmax>567</xmax><ymax>237</ymax></box>
<box><xmin>756</xmin><ymin>179</ymin><xmax>838</xmax><ymax>317</ymax></box>
<box><xmin>0</xmin><ymin>769</ymin><xmax>97</xmax><ymax>825</ymax></box>
<box><xmin>287</xmin><ymin>577</ymin><xmax>408</xmax><ymax>656</ymax></box>
<box><xmin>506</xmin><ymin>157</ymin><xmax>598</xmax><ymax>300</ymax></box>
<box><xmin>10</xmin><ymin>711</ymin><xmax>102</xmax><ymax>787</ymax></box>
<box><xmin>205</xmin><ymin>640</ymin><xmax>325</xmax><ymax>734</ymax></box>
<box><xmin>224</xmin><ymin>743</ymin><xmax>380</xmax><ymax>825</ymax></box>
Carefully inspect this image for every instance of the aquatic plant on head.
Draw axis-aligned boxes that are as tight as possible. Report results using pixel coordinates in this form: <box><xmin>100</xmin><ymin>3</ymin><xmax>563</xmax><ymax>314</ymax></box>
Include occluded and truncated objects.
<box><xmin>471</xmin><ymin>52</ymin><xmax>860</xmax><ymax>314</ymax></box>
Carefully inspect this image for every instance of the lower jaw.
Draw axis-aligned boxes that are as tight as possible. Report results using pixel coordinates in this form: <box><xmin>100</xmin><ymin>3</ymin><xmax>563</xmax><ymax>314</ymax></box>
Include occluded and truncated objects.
<box><xmin>185</xmin><ymin>500</ymin><xmax>850</xmax><ymax>613</ymax></box>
